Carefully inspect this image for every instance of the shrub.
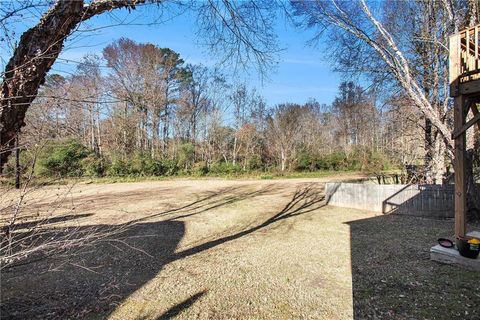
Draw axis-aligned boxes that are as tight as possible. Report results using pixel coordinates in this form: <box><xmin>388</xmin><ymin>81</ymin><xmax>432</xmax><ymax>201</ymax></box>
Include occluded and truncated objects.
<box><xmin>192</xmin><ymin>161</ymin><xmax>209</xmax><ymax>176</ymax></box>
<box><xmin>129</xmin><ymin>153</ymin><xmax>148</xmax><ymax>175</ymax></box>
<box><xmin>362</xmin><ymin>150</ymin><xmax>392</xmax><ymax>173</ymax></box>
<box><xmin>209</xmin><ymin>162</ymin><xmax>241</xmax><ymax>175</ymax></box>
<box><xmin>347</xmin><ymin>147</ymin><xmax>393</xmax><ymax>173</ymax></box>
<box><xmin>317</xmin><ymin>152</ymin><xmax>347</xmax><ymax>171</ymax></box>
<box><xmin>37</xmin><ymin>140</ymin><xmax>89</xmax><ymax>177</ymax></box>
<box><xmin>295</xmin><ymin>151</ymin><xmax>313</xmax><ymax>171</ymax></box>
<box><xmin>260</xmin><ymin>175</ymin><xmax>273</xmax><ymax>180</ymax></box>
<box><xmin>158</xmin><ymin>159</ymin><xmax>179</xmax><ymax>176</ymax></box>
<box><xmin>107</xmin><ymin>158</ymin><xmax>130</xmax><ymax>176</ymax></box>
<box><xmin>143</xmin><ymin>157</ymin><xmax>163</xmax><ymax>176</ymax></box>
<box><xmin>105</xmin><ymin>155</ymin><xmax>179</xmax><ymax>177</ymax></box>
<box><xmin>247</xmin><ymin>154</ymin><xmax>263</xmax><ymax>170</ymax></box>
<box><xmin>178</xmin><ymin>142</ymin><xmax>195</xmax><ymax>170</ymax></box>
<box><xmin>81</xmin><ymin>155</ymin><xmax>105</xmax><ymax>177</ymax></box>
<box><xmin>309</xmin><ymin>148</ymin><xmax>394</xmax><ymax>172</ymax></box>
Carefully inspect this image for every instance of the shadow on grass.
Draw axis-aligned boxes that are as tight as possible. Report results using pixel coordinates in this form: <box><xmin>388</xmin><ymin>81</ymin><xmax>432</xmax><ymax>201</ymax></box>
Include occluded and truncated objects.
<box><xmin>173</xmin><ymin>184</ymin><xmax>325</xmax><ymax>260</ymax></box>
<box><xmin>1</xmin><ymin>213</ymin><xmax>94</xmax><ymax>232</ymax></box>
<box><xmin>130</xmin><ymin>184</ymin><xmax>280</xmax><ymax>224</ymax></box>
<box><xmin>1</xmin><ymin>220</ymin><xmax>185</xmax><ymax>319</ymax></box>
<box><xmin>347</xmin><ymin>214</ymin><xmax>480</xmax><ymax>319</ymax></box>
<box><xmin>1</xmin><ymin>183</ymin><xmax>325</xmax><ymax>319</ymax></box>
<box><xmin>156</xmin><ymin>290</ymin><xmax>207</xmax><ymax>320</ymax></box>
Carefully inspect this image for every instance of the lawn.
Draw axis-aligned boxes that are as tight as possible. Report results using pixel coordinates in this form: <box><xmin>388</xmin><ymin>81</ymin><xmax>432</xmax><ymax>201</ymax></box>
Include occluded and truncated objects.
<box><xmin>1</xmin><ymin>178</ymin><xmax>479</xmax><ymax>319</ymax></box>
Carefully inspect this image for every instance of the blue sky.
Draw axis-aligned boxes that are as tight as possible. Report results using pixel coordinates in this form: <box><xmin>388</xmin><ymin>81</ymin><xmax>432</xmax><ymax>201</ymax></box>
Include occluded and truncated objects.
<box><xmin>2</xmin><ymin>4</ymin><xmax>341</xmax><ymax>106</ymax></box>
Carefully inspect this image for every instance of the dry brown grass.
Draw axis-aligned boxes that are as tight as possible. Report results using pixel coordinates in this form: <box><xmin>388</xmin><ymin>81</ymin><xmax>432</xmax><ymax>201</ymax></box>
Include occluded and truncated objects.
<box><xmin>1</xmin><ymin>177</ymin><xmax>479</xmax><ymax>319</ymax></box>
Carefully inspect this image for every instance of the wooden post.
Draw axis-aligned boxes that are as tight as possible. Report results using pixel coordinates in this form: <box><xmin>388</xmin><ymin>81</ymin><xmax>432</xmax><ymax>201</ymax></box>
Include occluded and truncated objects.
<box><xmin>454</xmin><ymin>95</ymin><xmax>467</xmax><ymax>239</ymax></box>
<box><xmin>15</xmin><ymin>126</ymin><xmax>20</xmax><ymax>189</ymax></box>
<box><xmin>471</xmin><ymin>103</ymin><xmax>480</xmax><ymax>131</ymax></box>
<box><xmin>475</xmin><ymin>26</ymin><xmax>479</xmax><ymax>69</ymax></box>
<box><xmin>449</xmin><ymin>25</ymin><xmax>480</xmax><ymax>241</ymax></box>
<box><xmin>449</xmin><ymin>34</ymin><xmax>460</xmax><ymax>96</ymax></box>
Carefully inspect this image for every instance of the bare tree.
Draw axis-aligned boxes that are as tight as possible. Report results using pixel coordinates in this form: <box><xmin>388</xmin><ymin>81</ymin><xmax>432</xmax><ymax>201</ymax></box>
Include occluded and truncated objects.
<box><xmin>0</xmin><ymin>0</ymin><xmax>279</xmax><ymax>171</ymax></box>
<box><xmin>267</xmin><ymin>103</ymin><xmax>304</xmax><ymax>171</ymax></box>
<box><xmin>291</xmin><ymin>0</ymin><xmax>476</xmax><ymax>182</ymax></box>
<box><xmin>331</xmin><ymin>81</ymin><xmax>378</xmax><ymax>151</ymax></box>
<box><xmin>230</xmin><ymin>83</ymin><xmax>249</xmax><ymax>165</ymax></box>
<box><xmin>177</xmin><ymin>65</ymin><xmax>212</xmax><ymax>157</ymax></box>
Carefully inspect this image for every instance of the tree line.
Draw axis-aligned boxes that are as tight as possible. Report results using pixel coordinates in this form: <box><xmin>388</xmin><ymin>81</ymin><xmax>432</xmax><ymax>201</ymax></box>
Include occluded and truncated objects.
<box><xmin>2</xmin><ymin>38</ymin><xmax>411</xmax><ymax>178</ymax></box>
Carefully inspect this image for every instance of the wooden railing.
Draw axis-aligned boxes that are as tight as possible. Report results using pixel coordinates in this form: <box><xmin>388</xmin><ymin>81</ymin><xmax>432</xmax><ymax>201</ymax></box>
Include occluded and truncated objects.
<box><xmin>450</xmin><ymin>24</ymin><xmax>480</xmax><ymax>96</ymax></box>
<box><xmin>459</xmin><ymin>25</ymin><xmax>480</xmax><ymax>75</ymax></box>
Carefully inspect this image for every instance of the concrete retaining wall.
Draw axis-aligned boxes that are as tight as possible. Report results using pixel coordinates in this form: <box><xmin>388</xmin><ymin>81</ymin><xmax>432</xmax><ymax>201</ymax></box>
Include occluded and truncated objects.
<box><xmin>325</xmin><ymin>183</ymin><xmax>455</xmax><ymax>219</ymax></box>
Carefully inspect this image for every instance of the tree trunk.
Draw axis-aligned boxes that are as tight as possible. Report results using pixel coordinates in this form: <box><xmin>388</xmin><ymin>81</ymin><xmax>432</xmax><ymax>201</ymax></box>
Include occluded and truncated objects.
<box><xmin>232</xmin><ymin>135</ymin><xmax>238</xmax><ymax>165</ymax></box>
<box><xmin>424</xmin><ymin>118</ymin><xmax>434</xmax><ymax>183</ymax></box>
<box><xmin>466</xmin><ymin>150</ymin><xmax>480</xmax><ymax>221</ymax></box>
<box><xmin>192</xmin><ymin>114</ymin><xmax>197</xmax><ymax>161</ymax></box>
<box><xmin>162</xmin><ymin>106</ymin><xmax>169</xmax><ymax>157</ymax></box>
<box><xmin>96</xmin><ymin>109</ymin><xmax>102</xmax><ymax>155</ymax></box>
<box><xmin>90</xmin><ymin>105</ymin><xmax>99</xmax><ymax>156</ymax></box>
<box><xmin>15</xmin><ymin>128</ymin><xmax>20</xmax><ymax>189</ymax></box>
<box><xmin>123</xmin><ymin>102</ymin><xmax>128</xmax><ymax>155</ymax></box>
<box><xmin>467</xmin><ymin>0</ymin><xmax>479</xmax><ymax>26</ymax></box>
<box><xmin>152</xmin><ymin>114</ymin><xmax>159</xmax><ymax>158</ymax></box>
<box><xmin>280</xmin><ymin>148</ymin><xmax>286</xmax><ymax>171</ymax></box>
<box><xmin>432</xmin><ymin>132</ymin><xmax>445</xmax><ymax>184</ymax></box>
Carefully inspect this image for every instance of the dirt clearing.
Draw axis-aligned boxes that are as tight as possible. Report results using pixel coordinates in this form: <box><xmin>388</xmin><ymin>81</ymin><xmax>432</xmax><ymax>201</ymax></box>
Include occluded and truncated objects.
<box><xmin>1</xmin><ymin>177</ymin><xmax>479</xmax><ymax>319</ymax></box>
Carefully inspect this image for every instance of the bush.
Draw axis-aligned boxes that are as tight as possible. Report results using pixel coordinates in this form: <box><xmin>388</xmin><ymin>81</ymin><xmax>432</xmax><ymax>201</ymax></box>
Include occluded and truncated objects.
<box><xmin>107</xmin><ymin>158</ymin><xmax>130</xmax><ymax>176</ymax></box>
<box><xmin>315</xmin><ymin>152</ymin><xmax>348</xmax><ymax>171</ymax></box>
<box><xmin>105</xmin><ymin>154</ymin><xmax>179</xmax><ymax>177</ymax></box>
<box><xmin>178</xmin><ymin>142</ymin><xmax>195</xmax><ymax>170</ymax></box>
<box><xmin>143</xmin><ymin>157</ymin><xmax>163</xmax><ymax>176</ymax></box>
<box><xmin>363</xmin><ymin>150</ymin><xmax>392</xmax><ymax>173</ymax></box>
<box><xmin>129</xmin><ymin>154</ymin><xmax>148</xmax><ymax>175</ymax></box>
<box><xmin>37</xmin><ymin>140</ymin><xmax>89</xmax><ymax>177</ymax></box>
<box><xmin>295</xmin><ymin>151</ymin><xmax>314</xmax><ymax>171</ymax></box>
<box><xmin>247</xmin><ymin>154</ymin><xmax>263</xmax><ymax>171</ymax></box>
<box><xmin>158</xmin><ymin>159</ymin><xmax>179</xmax><ymax>176</ymax></box>
<box><xmin>304</xmin><ymin>148</ymin><xmax>393</xmax><ymax>172</ymax></box>
<box><xmin>192</xmin><ymin>161</ymin><xmax>209</xmax><ymax>176</ymax></box>
<box><xmin>209</xmin><ymin>162</ymin><xmax>241</xmax><ymax>175</ymax></box>
<box><xmin>348</xmin><ymin>147</ymin><xmax>393</xmax><ymax>173</ymax></box>
<box><xmin>260</xmin><ymin>175</ymin><xmax>273</xmax><ymax>180</ymax></box>
<box><xmin>81</xmin><ymin>155</ymin><xmax>105</xmax><ymax>177</ymax></box>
